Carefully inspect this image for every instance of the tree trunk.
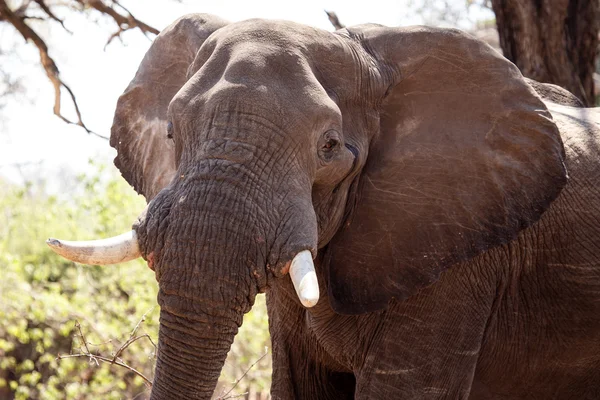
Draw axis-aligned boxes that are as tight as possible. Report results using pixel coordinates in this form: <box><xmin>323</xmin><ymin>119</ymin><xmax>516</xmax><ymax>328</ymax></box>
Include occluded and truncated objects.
<box><xmin>491</xmin><ymin>0</ymin><xmax>599</xmax><ymax>106</ymax></box>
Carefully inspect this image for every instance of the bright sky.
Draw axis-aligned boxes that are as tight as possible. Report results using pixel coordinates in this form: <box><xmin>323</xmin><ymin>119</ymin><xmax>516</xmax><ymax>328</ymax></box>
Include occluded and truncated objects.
<box><xmin>0</xmin><ymin>0</ymin><xmax>493</xmax><ymax>187</ymax></box>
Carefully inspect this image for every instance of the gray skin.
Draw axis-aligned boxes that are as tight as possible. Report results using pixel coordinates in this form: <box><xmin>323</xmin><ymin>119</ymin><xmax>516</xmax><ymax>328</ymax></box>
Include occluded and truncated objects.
<box><xmin>109</xmin><ymin>14</ymin><xmax>600</xmax><ymax>400</ymax></box>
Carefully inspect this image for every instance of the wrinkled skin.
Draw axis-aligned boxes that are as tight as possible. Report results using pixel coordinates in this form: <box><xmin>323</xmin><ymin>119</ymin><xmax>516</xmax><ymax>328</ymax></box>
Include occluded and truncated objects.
<box><xmin>110</xmin><ymin>14</ymin><xmax>600</xmax><ymax>399</ymax></box>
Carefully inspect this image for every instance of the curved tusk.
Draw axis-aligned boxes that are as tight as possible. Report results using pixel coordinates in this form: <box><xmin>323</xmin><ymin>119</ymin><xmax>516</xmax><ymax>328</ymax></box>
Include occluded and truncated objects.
<box><xmin>289</xmin><ymin>250</ymin><xmax>319</xmax><ymax>308</ymax></box>
<box><xmin>46</xmin><ymin>230</ymin><xmax>141</xmax><ymax>265</ymax></box>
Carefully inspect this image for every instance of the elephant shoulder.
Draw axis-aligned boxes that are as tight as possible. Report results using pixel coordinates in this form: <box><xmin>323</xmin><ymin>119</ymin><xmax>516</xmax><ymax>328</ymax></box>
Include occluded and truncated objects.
<box><xmin>527</xmin><ymin>78</ymin><xmax>584</xmax><ymax>108</ymax></box>
<box><xmin>545</xmin><ymin>101</ymin><xmax>600</xmax><ymax>167</ymax></box>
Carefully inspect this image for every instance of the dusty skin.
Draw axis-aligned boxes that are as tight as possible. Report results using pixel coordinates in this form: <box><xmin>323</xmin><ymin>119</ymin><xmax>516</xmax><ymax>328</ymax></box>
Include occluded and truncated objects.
<box><xmin>49</xmin><ymin>14</ymin><xmax>600</xmax><ymax>400</ymax></box>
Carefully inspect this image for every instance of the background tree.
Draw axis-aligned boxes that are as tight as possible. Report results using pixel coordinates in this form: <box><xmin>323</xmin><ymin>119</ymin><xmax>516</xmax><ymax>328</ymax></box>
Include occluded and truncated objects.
<box><xmin>490</xmin><ymin>0</ymin><xmax>598</xmax><ymax>106</ymax></box>
<box><xmin>0</xmin><ymin>0</ymin><xmax>162</xmax><ymax>137</ymax></box>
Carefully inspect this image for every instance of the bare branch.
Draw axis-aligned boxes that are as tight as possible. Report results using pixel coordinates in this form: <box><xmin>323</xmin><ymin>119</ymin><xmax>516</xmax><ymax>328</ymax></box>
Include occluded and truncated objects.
<box><xmin>104</xmin><ymin>25</ymin><xmax>125</xmax><ymax>49</ymax></box>
<box><xmin>12</xmin><ymin>0</ymin><xmax>33</xmax><ymax>17</ymax></box>
<box><xmin>75</xmin><ymin>321</ymin><xmax>92</xmax><ymax>354</ymax></box>
<box><xmin>109</xmin><ymin>308</ymin><xmax>158</xmax><ymax>362</ymax></box>
<box><xmin>57</xmin><ymin>353</ymin><xmax>153</xmax><ymax>386</ymax></box>
<box><xmin>130</xmin><ymin>307</ymin><xmax>156</xmax><ymax>339</ymax></box>
<box><xmin>0</xmin><ymin>0</ymin><xmax>161</xmax><ymax>136</ymax></box>
<box><xmin>111</xmin><ymin>0</ymin><xmax>134</xmax><ymax>19</ymax></box>
<box><xmin>21</xmin><ymin>15</ymin><xmax>46</xmax><ymax>21</ymax></box>
<box><xmin>112</xmin><ymin>333</ymin><xmax>157</xmax><ymax>362</ymax></box>
<box><xmin>57</xmin><ymin>318</ymin><xmax>156</xmax><ymax>387</ymax></box>
<box><xmin>33</xmin><ymin>0</ymin><xmax>71</xmax><ymax>32</ymax></box>
<box><xmin>325</xmin><ymin>10</ymin><xmax>345</xmax><ymax>30</ymax></box>
<box><xmin>217</xmin><ymin>347</ymin><xmax>269</xmax><ymax>400</ymax></box>
<box><xmin>0</xmin><ymin>0</ymin><xmax>108</xmax><ymax>139</ymax></box>
<box><xmin>77</xmin><ymin>0</ymin><xmax>159</xmax><ymax>48</ymax></box>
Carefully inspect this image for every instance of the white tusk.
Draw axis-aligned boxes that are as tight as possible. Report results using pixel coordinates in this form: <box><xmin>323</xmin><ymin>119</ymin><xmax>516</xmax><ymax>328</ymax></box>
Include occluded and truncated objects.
<box><xmin>289</xmin><ymin>250</ymin><xmax>319</xmax><ymax>308</ymax></box>
<box><xmin>46</xmin><ymin>230</ymin><xmax>141</xmax><ymax>265</ymax></box>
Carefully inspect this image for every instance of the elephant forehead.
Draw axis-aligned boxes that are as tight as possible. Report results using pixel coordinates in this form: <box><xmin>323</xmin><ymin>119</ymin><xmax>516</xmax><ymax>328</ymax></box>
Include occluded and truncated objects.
<box><xmin>212</xmin><ymin>18</ymin><xmax>328</xmax><ymax>48</ymax></box>
<box><xmin>170</xmin><ymin>60</ymin><xmax>339</xmax><ymax>124</ymax></box>
<box><xmin>201</xmin><ymin>19</ymin><xmax>379</xmax><ymax>98</ymax></box>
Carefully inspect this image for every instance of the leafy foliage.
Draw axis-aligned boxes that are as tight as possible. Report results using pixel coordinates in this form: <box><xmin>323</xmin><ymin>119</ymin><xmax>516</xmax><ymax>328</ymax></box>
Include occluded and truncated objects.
<box><xmin>0</xmin><ymin>162</ymin><xmax>271</xmax><ymax>399</ymax></box>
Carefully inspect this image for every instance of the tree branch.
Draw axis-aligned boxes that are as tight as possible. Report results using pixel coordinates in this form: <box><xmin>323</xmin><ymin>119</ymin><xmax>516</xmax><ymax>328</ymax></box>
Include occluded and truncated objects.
<box><xmin>57</xmin><ymin>353</ymin><xmax>153</xmax><ymax>386</ymax></box>
<box><xmin>57</xmin><ymin>319</ymin><xmax>155</xmax><ymax>387</ymax></box>
<box><xmin>217</xmin><ymin>347</ymin><xmax>269</xmax><ymax>400</ymax></box>
<box><xmin>33</xmin><ymin>0</ymin><xmax>70</xmax><ymax>32</ymax></box>
<box><xmin>0</xmin><ymin>0</ymin><xmax>161</xmax><ymax>136</ymax></box>
<box><xmin>0</xmin><ymin>0</ymin><xmax>108</xmax><ymax>138</ymax></box>
<box><xmin>77</xmin><ymin>0</ymin><xmax>158</xmax><ymax>48</ymax></box>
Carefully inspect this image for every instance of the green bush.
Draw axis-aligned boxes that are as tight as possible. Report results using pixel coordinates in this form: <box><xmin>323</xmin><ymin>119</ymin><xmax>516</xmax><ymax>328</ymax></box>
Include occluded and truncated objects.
<box><xmin>0</xmin><ymin>162</ymin><xmax>271</xmax><ymax>399</ymax></box>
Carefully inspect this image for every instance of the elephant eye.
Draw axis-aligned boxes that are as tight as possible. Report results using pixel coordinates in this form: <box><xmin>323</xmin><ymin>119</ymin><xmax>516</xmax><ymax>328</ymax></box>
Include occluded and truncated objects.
<box><xmin>166</xmin><ymin>121</ymin><xmax>173</xmax><ymax>139</ymax></box>
<box><xmin>318</xmin><ymin>130</ymin><xmax>341</xmax><ymax>163</ymax></box>
<box><xmin>322</xmin><ymin>138</ymin><xmax>339</xmax><ymax>152</ymax></box>
<box><xmin>321</xmin><ymin>130</ymin><xmax>341</xmax><ymax>153</ymax></box>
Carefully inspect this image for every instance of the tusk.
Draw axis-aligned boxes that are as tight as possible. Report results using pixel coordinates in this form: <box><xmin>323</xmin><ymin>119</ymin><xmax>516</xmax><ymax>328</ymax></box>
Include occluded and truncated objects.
<box><xmin>46</xmin><ymin>230</ymin><xmax>141</xmax><ymax>265</ymax></box>
<box><xmin>289</xmin><ymin>250</ymin><xmax>319</xmax><ymax>308</ymax></box>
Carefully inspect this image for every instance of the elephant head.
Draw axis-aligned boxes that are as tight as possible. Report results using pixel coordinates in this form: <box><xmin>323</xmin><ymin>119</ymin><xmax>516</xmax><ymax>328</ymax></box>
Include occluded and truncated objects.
<box><xmin>47</xmin><ymin>14</ymin><xmax>567</xmax><ymax>399</ymax></box>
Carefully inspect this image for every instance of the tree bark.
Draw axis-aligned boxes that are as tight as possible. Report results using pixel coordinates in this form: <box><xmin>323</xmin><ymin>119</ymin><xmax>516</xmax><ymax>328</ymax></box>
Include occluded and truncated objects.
<box><xmin>491</xmin><ymin>0</ymin><xmax>598</xmax><ymax>106</ymax></box>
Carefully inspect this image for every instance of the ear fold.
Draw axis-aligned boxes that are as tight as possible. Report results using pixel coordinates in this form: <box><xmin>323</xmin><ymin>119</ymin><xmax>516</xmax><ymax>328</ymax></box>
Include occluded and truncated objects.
<box><xmin>110</xmin><ymin>14</ymin><xmax>228</xmax><ymax>200</ymax></box>
<box><xmin>327</xmin><ymin>26</ymin><xmax>567</xmax><ymax>314</ymax></box>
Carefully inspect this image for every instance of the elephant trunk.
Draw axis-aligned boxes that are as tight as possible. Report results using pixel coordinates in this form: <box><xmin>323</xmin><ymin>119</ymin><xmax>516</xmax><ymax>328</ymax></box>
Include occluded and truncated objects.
<box><xmin>137</xmin><ymin>162</ymin><xmax>318</xmax><ymax>398</ymax></box>
<box><xmin>150</xmin><ymin>305</ymin><xmax>240</xmax><ymax>400</ymax></box>
<box><xmin>141</xmin><ymin>203</ymin><xmax>258</xmax><ymax>399</ymax></box>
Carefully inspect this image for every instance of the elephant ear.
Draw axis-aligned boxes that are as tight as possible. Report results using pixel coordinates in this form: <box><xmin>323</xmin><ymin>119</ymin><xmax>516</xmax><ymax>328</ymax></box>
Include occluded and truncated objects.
<box><xmin>327</xmin><ymin>26</ymin><xmax>567</xmax><ymax>314</ymax></box>
<box><xmin>110</xmin><ymin>14</ymin><xmax>228</xmax><ymax>200</ymax></box>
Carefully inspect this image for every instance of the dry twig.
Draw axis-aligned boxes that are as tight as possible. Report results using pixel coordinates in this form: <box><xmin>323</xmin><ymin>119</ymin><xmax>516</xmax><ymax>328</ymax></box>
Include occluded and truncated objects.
<box><xmin>56</xmin><ymin>318</ymin><xmax>156</xmax><ymax>387</ymax></box>
<box><xmin>57</xmin><ymin>314</ymin><xmax>268</xmax><ymax>397</ymax></box>
<box><xmin>33</xmin><ymin>0</ymin><xmax>70</xmax><ymax>32</ymax></box>
<box><xmin>217</xmin><ymin>347</ymin><xmax>270</xmax><ymax>400</ymax></box>
<box><xmin>76</xmin><ymin>0</ymin><xmax>158</xmax><ymax>48</ymax></box>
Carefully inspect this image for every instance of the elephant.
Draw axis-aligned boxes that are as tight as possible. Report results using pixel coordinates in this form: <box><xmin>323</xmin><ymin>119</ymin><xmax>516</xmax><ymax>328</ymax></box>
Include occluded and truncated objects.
<box><xmin>47</xmin><ymin>14</ymin><xmax>600</xmax><ymax>400</ymax></box>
